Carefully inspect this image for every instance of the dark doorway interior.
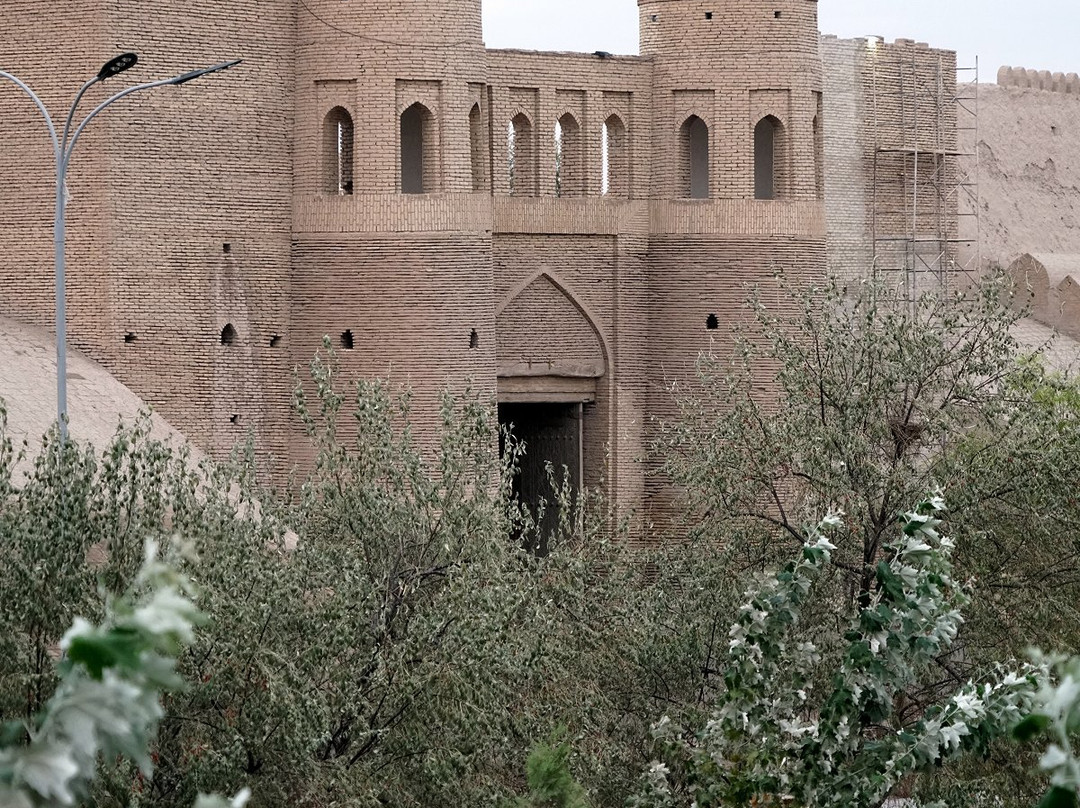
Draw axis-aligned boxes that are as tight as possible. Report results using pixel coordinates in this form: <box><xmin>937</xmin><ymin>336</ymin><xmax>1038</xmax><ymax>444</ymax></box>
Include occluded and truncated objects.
<box><xmin>499</xmin><ymin>402</ymin><xmax>582</xmax><ymax>554</ymax></box>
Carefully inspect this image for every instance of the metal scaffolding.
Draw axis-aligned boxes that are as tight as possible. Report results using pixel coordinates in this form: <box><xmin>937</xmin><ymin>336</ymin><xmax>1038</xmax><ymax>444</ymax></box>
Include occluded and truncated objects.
<box><xmin>870</xmin><ymin>44</ymin><xmax>981</xmax><ymax>298</ymax></box>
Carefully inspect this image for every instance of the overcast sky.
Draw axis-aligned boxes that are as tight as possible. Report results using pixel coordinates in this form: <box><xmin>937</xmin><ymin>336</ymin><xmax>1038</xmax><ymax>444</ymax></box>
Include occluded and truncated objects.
<box><xmin>482</xmin><ymin>1</ymin><xmax>1074</xmax><ymax>80</ymax></box>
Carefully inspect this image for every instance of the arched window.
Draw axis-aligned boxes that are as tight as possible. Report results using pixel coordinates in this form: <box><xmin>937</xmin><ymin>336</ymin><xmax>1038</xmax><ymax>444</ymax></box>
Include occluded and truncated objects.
<box><xmin>469</xmin><ymin>103</ymin><xmax>487</xmax><ymax>192</ymax></box>
<box><xmin>603</xmin><ymin>115</ymin><xmax>629</xmax><ymax>197</ymax></box>
<box><xmin>555</xmin><ymin>113</ymin><xmax>584</xmax><ymax>197</ymax></box>
<box><xmin>680</xmin><ymin>115</ymin><xmax>709</xmax><ymax>199</ymax></box>
<box><xmin>401</xmin><ymin>102</ymin><xmax>436</xmax><ymax>194</ymax></box>
<box><xmin>323</xmin><ymin>106</ymin><xmax>354</xmax><ymax>195</ymax></box>
<box><xmin>813</xmin><ymin>113</ymin><xmax>824</xmax><ymax>201</ymax></box>
<box><xmin>755</xmin><ymin>115</ymin><xmax>786</xmax><ymax>200</ymax></box>
<box><xmin>508</xmin><ymin>113</ymin><xmax>536</xmax><ymax>196</ymax></box>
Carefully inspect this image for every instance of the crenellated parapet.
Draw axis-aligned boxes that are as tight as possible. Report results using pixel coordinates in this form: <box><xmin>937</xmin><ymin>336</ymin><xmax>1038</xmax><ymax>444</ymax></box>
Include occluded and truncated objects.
<box><xmin>1007</xmin><ymin>254</ymin><xmax>1080</xmax><ymax>342</ymax></box>
<box><xmin>997</xmin><ymin>66</ymin><xmax>1080</xmax><ymax>94</ymax></box>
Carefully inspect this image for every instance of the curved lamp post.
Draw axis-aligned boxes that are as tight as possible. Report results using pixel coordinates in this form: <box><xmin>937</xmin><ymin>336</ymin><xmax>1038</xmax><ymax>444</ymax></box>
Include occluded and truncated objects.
<box><xmin>0</xmin><ymin>54</ymin><xmax>241</xmax><ymax>442</ymax></box>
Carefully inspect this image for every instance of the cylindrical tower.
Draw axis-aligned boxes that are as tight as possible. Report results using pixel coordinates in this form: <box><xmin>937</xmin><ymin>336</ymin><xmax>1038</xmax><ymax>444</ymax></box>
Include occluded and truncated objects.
<box><xmin>296</xmin><ymin>0</ymin><xmax>489</xmax><ymax>195</ymax></box>
<box><xmin>639</xmin><ymin>0</ymin><xmax>823</xmax><ymax>201</ymax></box>
<box><xmin>638</xmin><ymin>0</ymin><xmax>828</xmax><ymax>523</ymax></box>
<box><xmin>290</xmin><ymin>0</ymin><xmax>498</xmax><ymax>468</ymax></box>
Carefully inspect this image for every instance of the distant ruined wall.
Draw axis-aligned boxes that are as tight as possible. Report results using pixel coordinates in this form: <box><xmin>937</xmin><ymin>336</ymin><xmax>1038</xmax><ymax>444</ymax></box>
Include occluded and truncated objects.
<box><xmin>971</xmin><ymin>72</ymin><xmax>1080</xmax><ymax>270</ymax></box>
<box><xmin>997</xmin><ymin>66</ymin><xmax>1080</xmax><ymax>94</ymax></box>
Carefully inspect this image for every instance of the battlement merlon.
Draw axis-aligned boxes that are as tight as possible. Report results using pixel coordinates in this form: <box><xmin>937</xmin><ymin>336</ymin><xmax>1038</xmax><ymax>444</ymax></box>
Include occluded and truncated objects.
<box><xmin>998</xmin><ymin>66</ymin><xmax>1080</xmax><ymax>94</ymax></box>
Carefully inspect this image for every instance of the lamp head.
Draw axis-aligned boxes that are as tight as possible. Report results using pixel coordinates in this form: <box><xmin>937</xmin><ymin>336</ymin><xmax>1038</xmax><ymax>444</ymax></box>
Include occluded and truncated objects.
<box><xmin>97</xmin><ymin>53</ymin><xmax>138</xmax><ymax>81</ymax></box>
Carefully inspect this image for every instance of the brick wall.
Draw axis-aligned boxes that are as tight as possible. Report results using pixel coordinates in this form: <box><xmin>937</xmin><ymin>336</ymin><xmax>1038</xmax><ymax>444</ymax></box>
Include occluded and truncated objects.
<box><xmin>821</xmin><ymin>35</ymin><xmax>960</xmax><ymax>294</ymax></box>
<box><xmin>0</xmin><ymin>0</ymin><xmax>863</xmax><ymax>531</ymax></box>
<box><xmin>0</xmin><ymin>0</ymin><xmax>296</xmax><ymax>469</ymax></box>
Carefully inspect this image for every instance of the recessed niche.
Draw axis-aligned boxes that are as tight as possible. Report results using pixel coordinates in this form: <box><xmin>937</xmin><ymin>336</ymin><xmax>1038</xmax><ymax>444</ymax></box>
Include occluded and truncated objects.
<box><xmin>340</xmin><ymin>330</ymin><xmax>354</xmax><ymax>350</ymax></box>
<box><xmin>774</xmin><ymin>10</ymin><xmax>782</xmax><ymax>18</ymax></box>
<box><xmin>705</xmin><ymin>11</ymin><xmax>713</xmax><ymax>19</ymax></box>
<box><xmin>222</xmin><ymin>242</ymin><xmax>232</xmax><ymax>254</ymax></box>
<box><xmin>229</xmin><ymin>414</ymin><xmax>240</xmax><ymax>425</ymax></box>
<box><xmin>269</xmin><ymin>334</ymin><xmax>282</xmax><ymax>348</ymax></box>
<box><xmin>706</xmin><ymin>313</ymin><xmax>719</xmax><ymax>330</ymax></box>
<box><xmin>469</xmin><ymin>329</ymin><xmax>479</xmax><ymax>349</ymax></box>
<box><xmin>124</xmin><ymin>332</ymin><xmax>137</xmax><ymax>344</ymax></box>
<box><xmin>220</xmin><ymin>323</ymin><xmax>237</xmax><ymax>345</ymax></box>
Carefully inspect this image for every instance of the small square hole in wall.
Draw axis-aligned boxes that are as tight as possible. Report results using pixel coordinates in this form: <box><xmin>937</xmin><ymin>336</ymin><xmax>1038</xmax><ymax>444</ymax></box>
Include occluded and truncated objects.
<box><xmin>705</xmin><ymin>11</ymin><xmax>713</xmax><ymax>19</ymax></box>
<box><xmin>222</xmin><ymin>242</ymin><xmax>231</xmax><ymax>254</ymax></box>
<box><xmin>469</xmin><ymin>329</ymin><xmax>479</xmax><ymax>349</ymax></box>
<box><xmin>124</xmin><ymin>332</ymin><xmax>137</xmax><ymax>344</ymax></box>
<box><xmin>706</xmin><ymin>313</ymin><xmax>719</xmax><ymax>330</ymax></box>
<box><xmin>230</xmin><ymin>414</ymin><xmax>240</xmax><ymax>425</ymax></box>
<box><xmin>774</xmin><ymin>10</ymin><xmax>782</xmax><ymax>18</ymax></box>
<box><xmin>340</xmin><ymin>330</ymin><xmax>354</xmax><ymax>350</ymax></box>
<box><xmin>269</xmin><ymin>334</ymin><xmax>282</xmax><ymax>348</ymax></box>
<box><xmin>650</xmin><ymin>14</ymin><xmax>658</xmax><ymax>22</ymax></box>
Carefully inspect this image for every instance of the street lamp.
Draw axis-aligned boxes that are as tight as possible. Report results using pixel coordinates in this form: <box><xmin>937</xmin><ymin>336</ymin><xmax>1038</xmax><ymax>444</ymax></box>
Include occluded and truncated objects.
<box><xmin>0</xmin><ymin>54</ymin><xmax>241</xmax><ymax>442</ymax></box>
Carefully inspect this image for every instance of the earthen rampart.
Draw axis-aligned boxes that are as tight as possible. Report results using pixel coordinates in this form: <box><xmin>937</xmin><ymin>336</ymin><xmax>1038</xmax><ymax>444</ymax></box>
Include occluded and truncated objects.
<box><xmin>969</xmin><ymin>67</ymin><xmax>1080</xmax><ymax>273</ymax></box>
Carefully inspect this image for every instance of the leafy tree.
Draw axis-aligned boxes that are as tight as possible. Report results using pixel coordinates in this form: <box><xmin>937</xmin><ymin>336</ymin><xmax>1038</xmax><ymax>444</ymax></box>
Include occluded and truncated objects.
<box><xmin>1016</xmin><ymin>653</ymin><xmax>1080</xmax><ymax>808</ymax></box>
<box><xmin>0</xmin><ymin>534</ymin><xmax>246</xmax><ymax>808</ymax></box>
<box><xmin>513</xmin><ymin>729</ymin><xmax>590</xmax><ymax>808</ymax></box>
<box><xmin>0</xmin><ymin>355</ymin><xmax>705</xmax><ymax>807</ymax></box>
<box><xmin>654</xmin><ymin>275</ymin><xmax>1080</xmax><ymax>804</ymax></box>
<box><xmin>630</xmin><ymin>496</ymin><xmax>1042</xmax><ymax>808</ymax></box>
<box><xmin>659</xmin><ymin>275</ymin><xmax>1080</xmax><ymax>679</ymax></box>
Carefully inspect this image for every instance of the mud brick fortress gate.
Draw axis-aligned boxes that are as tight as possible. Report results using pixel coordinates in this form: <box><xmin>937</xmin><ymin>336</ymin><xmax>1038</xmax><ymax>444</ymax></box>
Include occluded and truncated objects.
<box><xmin>0</xmin><ymin>0</ymin><xmax>963</xmax><ymax>526</ymax></box>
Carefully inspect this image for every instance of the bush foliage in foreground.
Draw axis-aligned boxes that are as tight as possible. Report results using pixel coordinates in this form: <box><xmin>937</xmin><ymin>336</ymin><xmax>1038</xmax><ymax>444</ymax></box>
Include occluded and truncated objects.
<box><xmin>2</xmin><ymin>275</ymin><xmax>1080</xmax><ymax>806</ymax></box>
<box><xmin>0</xmin><ymin>362</ymin><xmax>708</xmax><ymax>807</ymax></box>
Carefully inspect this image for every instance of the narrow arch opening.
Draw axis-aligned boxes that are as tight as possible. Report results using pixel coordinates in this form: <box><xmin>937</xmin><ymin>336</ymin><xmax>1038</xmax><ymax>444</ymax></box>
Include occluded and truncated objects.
<box><xmin>755</xmin><ymin>115</ymin><xmax>786</xmax><ymax>200</ymax></box>
<box><xmin>469</xmin><ymin>328</ymin><xmax>479</xmax><ymax>349</ymax></box>
<box><xmin>469</xmin><ymin>103</ymin><xmax>487</xmax><ymax>192</ymax></box>
<box><xmin>813</xmin><ymin>94</ymin><xmax>825</xmax><ymax>200</ymax></box>
<box><xmin>603</xmin><ymin>115</ymin><xmax>628</xmax><ymax>197</ymax></box>
<box><xmin>680</xmin><ymin>115</ymin><xmax>709</xmax><ymax>199</ymax></box>
<box><xmin>754</xmin><ymin>116</ymin><xmax>776</xmax><ymax>199</ymax></box>
<box><xmin>508</xmin><ymin>113</ymin><xmax>536</xmax><ymax>196</ymax></box>
<box><xmin>555</xmin><ymin>113</ymin><xmax>584</xmax><ymax>197</ymax></box>
<box><xmin>401</xmin><ymin>102</ymin><xmax>435</xmax><ymax>194</ymax></box>
<box><xmin>706</xmin><ymin>313</ymin><xmax>719</xmax><ymax>330</ymax></box>
<box><xmin>323</xmin><ymin>106</ymin><xmax>354</xmax><ymax>195</ymax></box>
<box><xmin>340</xmin><ymin>330</ymin><xmax>354</xmax><ymax>350</ymax></box>
<box><xmin>220</xmin><ymin>324</ymin><xmax>237</xmax><ymax>346</ymax></box>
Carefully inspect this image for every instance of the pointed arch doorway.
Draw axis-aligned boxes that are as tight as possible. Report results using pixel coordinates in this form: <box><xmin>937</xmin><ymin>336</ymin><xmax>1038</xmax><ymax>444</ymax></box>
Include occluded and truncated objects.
<box><xmin>496</xmin><ymin>273</ymin><xmax>608</xmax><ymax>551</ymax></box>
